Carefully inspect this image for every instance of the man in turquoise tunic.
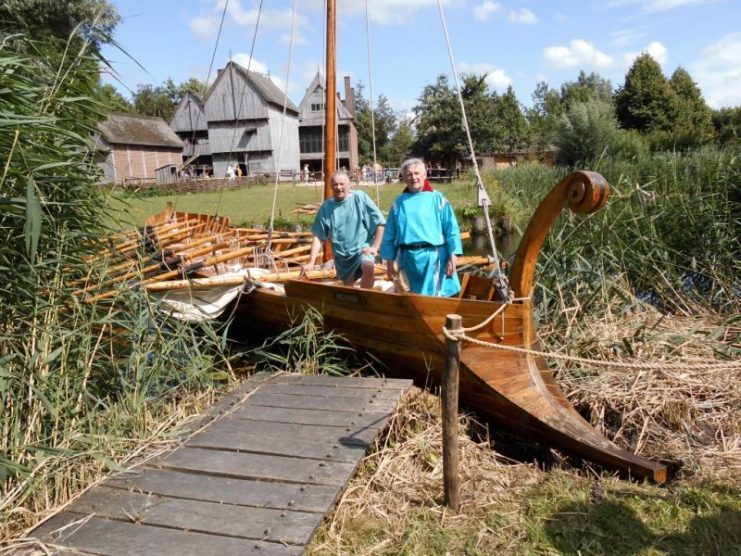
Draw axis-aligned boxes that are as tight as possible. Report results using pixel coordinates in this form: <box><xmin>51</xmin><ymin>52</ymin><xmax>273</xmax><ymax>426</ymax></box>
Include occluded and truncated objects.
<box><xmin>380</xmin><ymin>158</ymin><xmax>462</xmax><ymax>296</ymax></box>
<box><xmin>301</xmin><ymin>170</ymin><xmax>385</xmax><ymax>288</ymax></box>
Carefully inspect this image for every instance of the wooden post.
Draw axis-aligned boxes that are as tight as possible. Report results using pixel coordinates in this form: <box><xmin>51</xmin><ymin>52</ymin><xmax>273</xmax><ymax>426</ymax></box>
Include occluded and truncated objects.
<box><xmin>442</xmin><ymin>314</ymin><xmax>462</xmax><ymax>511</ymax></box>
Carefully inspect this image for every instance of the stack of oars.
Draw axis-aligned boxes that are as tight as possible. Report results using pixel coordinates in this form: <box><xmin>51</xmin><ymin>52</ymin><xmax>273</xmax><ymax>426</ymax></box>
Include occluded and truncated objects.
<box><xmin>71</xmin><ymin>204</ymin><xmax>504</xmax><ymax>305</ymax></box>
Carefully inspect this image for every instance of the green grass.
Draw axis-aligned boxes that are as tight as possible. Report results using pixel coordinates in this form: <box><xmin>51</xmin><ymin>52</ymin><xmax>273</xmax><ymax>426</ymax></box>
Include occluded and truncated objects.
<box><xmin>110</xmin><ymin>177</ymin><xmax>521</xmax><ymax>232</ymax></box>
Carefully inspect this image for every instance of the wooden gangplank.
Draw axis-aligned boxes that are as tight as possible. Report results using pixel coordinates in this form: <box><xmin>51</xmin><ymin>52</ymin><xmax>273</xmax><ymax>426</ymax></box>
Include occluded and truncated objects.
<box><xmin>28</xmin><ymin>373</ymin><xmax>412</xmax><ymax>555</ymax></box>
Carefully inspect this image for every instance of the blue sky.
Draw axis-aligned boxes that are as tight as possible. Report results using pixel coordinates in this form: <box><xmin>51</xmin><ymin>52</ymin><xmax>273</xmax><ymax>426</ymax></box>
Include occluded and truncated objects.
<box><xmin>101</xmin><ymin>0</ymin><xmax>741</xmax><ymax>114</ymax></box>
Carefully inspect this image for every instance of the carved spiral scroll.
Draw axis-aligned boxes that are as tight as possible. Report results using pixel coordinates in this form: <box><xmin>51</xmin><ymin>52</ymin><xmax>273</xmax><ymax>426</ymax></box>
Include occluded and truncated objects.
<box><xmin>509</xmin><ymin>171</ymin><xmax>611</xmax><ymax>298</ymax></box>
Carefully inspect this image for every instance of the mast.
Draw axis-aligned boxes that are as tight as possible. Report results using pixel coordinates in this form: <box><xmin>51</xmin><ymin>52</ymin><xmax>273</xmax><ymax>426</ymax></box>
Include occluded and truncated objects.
<box><xmin>322</xmin><ymin>0</ymin><xmax>337</xmax><ymax>263</ymax></box>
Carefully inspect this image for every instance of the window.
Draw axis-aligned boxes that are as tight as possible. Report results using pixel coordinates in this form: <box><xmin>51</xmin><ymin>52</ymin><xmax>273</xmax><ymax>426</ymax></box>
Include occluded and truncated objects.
<box><xmin>311</xmin><ymin>102</ymin><xmax>325</xmax><ymax>112</ymax></box>
<box><xmin>299</xmin><ymin>126</ymin><xmax>323</xmax><ymax>154</ymax></box>
<box><xmin>338</xmin><ymin>125</ymin><xmax>349</xmax><ymax>152</ymax></box>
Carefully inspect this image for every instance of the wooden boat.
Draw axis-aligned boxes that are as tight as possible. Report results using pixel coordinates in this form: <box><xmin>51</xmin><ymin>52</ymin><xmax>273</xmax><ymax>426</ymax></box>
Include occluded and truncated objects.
<box><xmin>78</xmin><ymin>2</ymin><xmax>667</xmax><ymax>483</ymax></box>
<box><xmin>80</xmin><ymin>168</ymin><xmax>664</xmax><ymax>484</ymax></box>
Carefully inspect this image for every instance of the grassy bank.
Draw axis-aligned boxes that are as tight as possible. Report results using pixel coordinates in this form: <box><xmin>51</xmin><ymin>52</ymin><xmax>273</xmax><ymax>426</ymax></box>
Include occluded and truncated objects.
<box><xmin>111</xmin><ymin>175</ymin><xmax>523</xmax><ymax>233</ymax></box>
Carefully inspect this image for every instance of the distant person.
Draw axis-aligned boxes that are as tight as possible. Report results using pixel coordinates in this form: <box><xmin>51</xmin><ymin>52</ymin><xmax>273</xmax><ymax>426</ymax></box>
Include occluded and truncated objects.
<box><xmin>380</xmin><ymin>158</ymin><xmax>462</xmax><ymax>296</ymax></box>
<box><xmin>225</xmin><ymin>164</ymin><xmax>235</xmax><ymax>180</ymax></box>
<box><xmin>235</xmin><ymin>164</ymin><xmax>242</xmax><ymax>178</ymax></box>
<box><xmin>301</xmin><ymin>170</ymin><xmax>385</xmax><ymax>289</ymax></box>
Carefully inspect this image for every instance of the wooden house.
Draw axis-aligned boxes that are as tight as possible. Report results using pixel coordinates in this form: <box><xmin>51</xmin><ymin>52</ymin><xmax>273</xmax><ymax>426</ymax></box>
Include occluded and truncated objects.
<box><xmin>174</xmin><ymin>61</ymin><xmax>300</xmax><ymax>179</ymax></box>
<box><xmin>96</xmin><ymin>113</ymin><xmax>183</xmax><ymax>185</ymax></box>
<box><xmin>298</xmin><ymin>73</ymin><xmax>358</xmax><ymax>175</ymax></box>
<box><xmin>170</xmin><ymin>92</ymin><xmax>211</xmax><ymax>177</ymax></box>
<box><xmin>467</xmin><ymin>148</ymin><xmax>557</xmax><ymax>170</ymax></box>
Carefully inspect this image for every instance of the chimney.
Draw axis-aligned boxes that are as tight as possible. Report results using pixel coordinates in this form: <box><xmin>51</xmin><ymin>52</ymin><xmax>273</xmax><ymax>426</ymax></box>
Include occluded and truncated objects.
<box><xmin>344</xmin><ymin>76</ymin><xmax>356</xmax><ymax>117</ymax></box>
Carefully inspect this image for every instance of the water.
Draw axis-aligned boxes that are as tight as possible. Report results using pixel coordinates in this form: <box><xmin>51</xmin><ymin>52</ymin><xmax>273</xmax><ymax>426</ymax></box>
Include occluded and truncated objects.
<box><xmin>462</xmin><ymin>230</ymin><xmax>520</xmax><ymax>261</ymax></box>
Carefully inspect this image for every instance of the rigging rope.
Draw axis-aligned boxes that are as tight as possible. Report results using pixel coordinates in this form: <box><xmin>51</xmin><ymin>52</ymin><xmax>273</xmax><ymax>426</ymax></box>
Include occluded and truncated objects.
<box><xmin>215</xmin><ymin>0</ymin><xmax>265</xmax><ymax>219</ymax></box>
<box><xmin>435</xmin><ymin>0</ymin><xmax>507</xmax><ymax>293</ymax></box>
<box><xmin>364</xmin><ymin>0</ymin><xmax>381</xmax><ymax>204</ymax></box>
<box><xmin>174</xmin><ymin>0</ymin><xmax>230</xmax><ymax>214</ymax></box>
<box><xmin>265</xmin><ymin>0</ymin><xmax>299</xmax><ymax>254</ymax></box>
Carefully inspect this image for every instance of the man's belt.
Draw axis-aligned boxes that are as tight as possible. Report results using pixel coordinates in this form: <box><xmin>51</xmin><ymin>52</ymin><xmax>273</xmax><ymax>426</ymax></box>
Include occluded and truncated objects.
<box><xmin>399</xmin><ymin>242</ymin><xmax>443</xmax><ymax>250</ymax></box>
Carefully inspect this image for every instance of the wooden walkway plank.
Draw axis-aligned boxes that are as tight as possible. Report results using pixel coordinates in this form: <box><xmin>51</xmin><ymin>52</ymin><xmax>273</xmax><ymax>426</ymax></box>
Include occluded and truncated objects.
<box><xmin>155</xmin><ymin>446</ymin><xmax>356</xmax><ymax>486</ymax></box>
<box><xmin>62</xmin><ymin>487</ymin><xmax>319</xmax><ymax>545</ymax></box>
<box><xmin>227</xmin><ymin>405</ymin><xmax>394</xmax><ymax>428</ymax></box>
<box><xmin>198</xmin><ymin>416</ymin><xmax>382</xmax><ymax>447</ymax></box>
<box><xmin>106</xmin><ymin>468</ymin><xmax>337</xmax><ymax>513</ymax></box>
<box><xmin>187</xmin><ymin>428</ymin><xmax>369</xmax><ymax>463</ymax></box>
<box><xmin>31</xmin><ymin>513</ymin><xmax>304</xmax><ymax>556</ymax></box>
<box><xmin>25</xmin><ymin>374</ymin><xmax>412</xmax><ymax>555</ymax></box>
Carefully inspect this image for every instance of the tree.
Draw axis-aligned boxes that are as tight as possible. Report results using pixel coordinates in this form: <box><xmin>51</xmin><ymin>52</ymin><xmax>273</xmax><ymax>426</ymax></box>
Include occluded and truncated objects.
<box><xmin>94</xmin><ymin>83</ymin><xmax>133</xmax><ymax>113</ymax></box>
<box><xmin>132</xmin><ymin>77</ymin><xmax>208</xmax><ymax>121</ymax></box>
<box><xmin>668</xmin><ymin>67</ymin><xmax>714</xmax><ymax>146</ymax></box>
<box><xmin>527</xmin><ymin>81</ymin><xmax>563</xmax><ymax>151</ymax></box>
<box><xmin>354</xmin><ymin>82</ymin><xmax>397</xmax><ymax>165</ymax></box>
<box><xmin>496</xmin><ymin>86</ymin><xmax>530</xmax><ymax>151</ymax></box>
<box><xmin>0</xmin><ymin>0</ymin><xmax>119</xmax><ymax>53</ymax></box>
<box><xmin>561</xmin><ymin>70</ymin><xmax>613</xmax><ymax>108</ymax></box>
<box><xmin>712</xmin><ymin>107</ymin><xmax>741</xmax><ymax>146</ymax></box>
<box><xmin>554</xmin><ymin>99</ymin><xmax>620</xmax><ymax>166</ymax></box>
<box><xmin>387</xmin><ymin>116</ymin><xmax>415</xmax><ymax>166</ymax></box>
<box><xmin>615</xmin><ymin>53</ymin><xmax>679</xmax><ymax>133</ymax></box>
<box><xmin>412</xmin><ymin>74</ymin><xmax>503</xmax><ymax>167</ymax></box>
<box><xmin>412</xmin><ymin>75</ymin><xmax>463</xmax><ymax>166</ymax></box>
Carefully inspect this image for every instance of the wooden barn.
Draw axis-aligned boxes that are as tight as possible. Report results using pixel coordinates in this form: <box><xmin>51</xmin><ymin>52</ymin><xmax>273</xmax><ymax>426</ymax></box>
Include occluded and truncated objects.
<box><xmin>297</xmin><ymin>73</ymin><xmax>358</xmax><ymax>175</ymax></box>
<box><xmin>169</xmin><ymin>61</ymin><xmax>301</xmax><ymax>179</ymax></box>
<box><xmin>170</xmin><ymin>92</ymin><xmax>211</xmax><ymax>178</ymax></box>
<box><xmin>96</xmin><ymin>113</ymin><xmax>183</xmax><ymax>185</ymax></box>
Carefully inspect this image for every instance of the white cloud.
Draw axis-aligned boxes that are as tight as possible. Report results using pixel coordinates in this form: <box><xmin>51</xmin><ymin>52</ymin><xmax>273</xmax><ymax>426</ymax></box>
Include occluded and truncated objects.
<box><xmin>231</xmin><ymin>54</ymin><xmax>269</xmax><ymax>76</ymax></box>
<box><xmin>459</xmin><ymin>62</ymin><xmax>512</xmax><ymax>92</ymax></box>
<box><xmin>543</xmin><ymin>39</ymin><xmax>613</xmax><ymax>70</ymax></box>
<box><xmin>507</xmin><ymin>8</ymin><xmax>537</xmax><ymax>24</ymax></box>
<box><xmin>473</xmin><ymin>1</ymin><xmax>502</xmax><ymax>22</ymax></box>
<box><xmin>623</xmin><ymin>41</ymin><xmax>668</xmax><ymax>67</ymax></box>
<box><xmin>189</xmin><ymin>15</ymin><xmax>221</xmax><ymax>41</ymax></box>
<box><xmin>340</xmin><ymin>0</ymin><xmax>466</xmax><ymax>25</ymax></box>
<box><xmin>607</xmin><ymin>0</ymin><xmax>712</xmax><ymax>14</ymax></box>
<box><xmin>692</xmin><ymin>33</ymin><xmax>741</xmax><ymax>108</ymax></box>
<box><xmin>610</xmin><ymin>26</ymin><xmax>649</xmax><ymax>48</ymax></box>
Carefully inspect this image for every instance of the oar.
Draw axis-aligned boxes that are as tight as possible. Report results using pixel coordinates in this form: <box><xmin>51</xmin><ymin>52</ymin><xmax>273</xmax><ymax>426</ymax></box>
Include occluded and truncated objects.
<box><xmin>143</xmin><ymin>265</ymin><xmax>389</xmax><ymax>292</ymax></box>
<box><xmin>69</xmin><ymin>231</ymin><xmax>239</xmax><ymax>287</ymax></box>
<box><xmin>71</xmin><ymin>241</ymin><xmax>231</xmax><ymax>296</ymax></box>
<box><xmin>82</xmin><ymin>245</ymin><xmax>259</xmax><ymax>303</ymax></box>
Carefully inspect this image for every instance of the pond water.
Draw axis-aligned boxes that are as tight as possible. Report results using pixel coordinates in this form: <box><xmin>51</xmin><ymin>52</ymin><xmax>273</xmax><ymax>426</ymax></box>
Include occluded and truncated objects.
<box><xmin>462</xmin><ymin>230</ymin><xmax>521</xmax><ymax>261</ymax></box>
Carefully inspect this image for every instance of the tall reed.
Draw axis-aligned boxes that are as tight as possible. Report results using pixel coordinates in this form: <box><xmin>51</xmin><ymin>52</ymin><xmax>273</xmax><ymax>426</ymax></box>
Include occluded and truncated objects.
<box><xmin>492</xmin><ymin>149</ymin><xmax>739</xmax><ymax>321</ymax></box>
<box><xmin>0</xmin><ymin>34</ymin><xmax>230</xmax><ymax>537</ymax></box>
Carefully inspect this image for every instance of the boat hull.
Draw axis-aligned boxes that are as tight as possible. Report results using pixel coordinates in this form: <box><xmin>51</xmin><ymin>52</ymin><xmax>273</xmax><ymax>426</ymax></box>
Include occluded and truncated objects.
<box><xmin>234</xmin><ymin>280</ymin><xmax>667</xmax><ymax>483</ymax></box>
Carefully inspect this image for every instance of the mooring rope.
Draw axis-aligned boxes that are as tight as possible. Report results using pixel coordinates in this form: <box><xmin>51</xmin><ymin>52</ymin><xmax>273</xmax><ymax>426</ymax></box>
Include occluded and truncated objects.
<box><xmin>441</xmin><ymin>324</ymin><xmax>741</xmax><ymax>371</ymax></box>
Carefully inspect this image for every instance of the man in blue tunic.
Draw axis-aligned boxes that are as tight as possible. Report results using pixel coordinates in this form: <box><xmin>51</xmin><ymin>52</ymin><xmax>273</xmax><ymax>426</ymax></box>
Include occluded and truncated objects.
<box><xmin>380</xmin><ymin>158</ymin><xmax>462</xmax><ymax>296</ymax></box>
<box><xmin>301</xmin><ymin>170</ymin><xmax>385</xmax><ymax>288</ymax></box>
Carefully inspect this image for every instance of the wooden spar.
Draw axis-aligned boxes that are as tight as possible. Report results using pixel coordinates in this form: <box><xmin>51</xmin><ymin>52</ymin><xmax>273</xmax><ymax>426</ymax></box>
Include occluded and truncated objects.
<box><xmin>143</xmin><ymin>265</ymin><xmax>388</xmax><ymax>292</ymax></box>
<box><xmin>70</xmin><ymin>232</ymin><xmax>238</xmax><ymax>287</ymax></box>
<box><xmin>81</xmin><ymin>245</ymin><xmax>259</xmax><ymax>304</ymax></box>
<box><xmin>71</xmin><ymin>242</ymin><xmax>231</xmax><ymax>296</ymax></box>
<box><xmin>322</xmin><ymin>0</ymin><xmax>336</xmax><ymax>264</ymax></box>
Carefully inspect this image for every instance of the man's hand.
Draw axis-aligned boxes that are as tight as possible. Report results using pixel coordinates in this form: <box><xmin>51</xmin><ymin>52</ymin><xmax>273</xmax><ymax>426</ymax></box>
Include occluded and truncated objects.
<box><xmin>362</xmin><ymin>245</ymin><xmax>378</xmax><ymax>256</ymax></box>
<box><xmin>385</xmin><ymin>259</ymin><xmax>396</xmax><ymax>279</ymax></box>
<box><xmin>445</xmin><ymin>254</ymin><xmax>457</xmax><ymax>277</ymax></box>
<box><xmin>300</xmin><ymin>263</ymin><xmax>315</xmax><ymax>277</ymax></box>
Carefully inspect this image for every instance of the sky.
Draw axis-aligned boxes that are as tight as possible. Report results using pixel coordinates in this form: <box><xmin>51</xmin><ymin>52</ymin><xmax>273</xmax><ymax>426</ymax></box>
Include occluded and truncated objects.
<box><xmin>100</xmin><ymin>0</ymin><xmax>741</xmax><ymax>115</ymax></box>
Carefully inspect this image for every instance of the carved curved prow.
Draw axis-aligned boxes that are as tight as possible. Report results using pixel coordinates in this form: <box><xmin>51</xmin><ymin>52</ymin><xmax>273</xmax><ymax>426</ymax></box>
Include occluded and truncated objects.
<box><xmin>510</xmin><ymin>171</ymin><xmax>610</xmax><ymax>298</ymax></box>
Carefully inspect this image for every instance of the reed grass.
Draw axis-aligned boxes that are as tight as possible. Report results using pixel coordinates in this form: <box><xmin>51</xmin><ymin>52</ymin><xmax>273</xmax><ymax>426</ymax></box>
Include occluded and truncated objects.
<box><xmin>0</xmin><ymin>34</ymin><xmax>232</xmax><ymax>539</ymax></box>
